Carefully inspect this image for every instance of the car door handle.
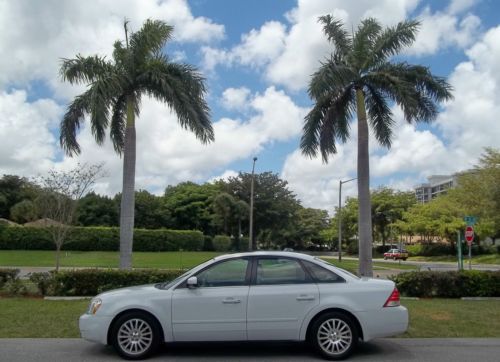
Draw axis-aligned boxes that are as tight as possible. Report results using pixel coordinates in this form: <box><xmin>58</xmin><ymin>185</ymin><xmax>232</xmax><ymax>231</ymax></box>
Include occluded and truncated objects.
<box><xmin>222</xmin><ymin>298</ymin><xmax>241</xmax><ymax>304</ymax></box>
<box><xmin>296</xmin><ymin>295</ymin><xmax>315</xmax><ymax>301</ymax></box>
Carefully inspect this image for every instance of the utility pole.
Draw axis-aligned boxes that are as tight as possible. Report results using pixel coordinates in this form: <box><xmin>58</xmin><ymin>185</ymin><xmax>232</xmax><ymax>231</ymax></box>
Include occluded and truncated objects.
<box><xmin>248</xmin><ymin>157</ymin><xmax>257</xmax><ymax>251</ymax></box>
<box><xmin>338</xmin><ymin>177</ymin><xmax>357</xmax><ymax>261</ymax></box>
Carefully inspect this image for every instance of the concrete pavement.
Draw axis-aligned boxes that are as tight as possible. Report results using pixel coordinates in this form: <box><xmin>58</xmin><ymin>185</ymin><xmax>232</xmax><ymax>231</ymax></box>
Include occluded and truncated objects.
<box><xmin>0</xmin><ymin>338</ymin><xmax>499</xmax><ymax>361</ymax></box>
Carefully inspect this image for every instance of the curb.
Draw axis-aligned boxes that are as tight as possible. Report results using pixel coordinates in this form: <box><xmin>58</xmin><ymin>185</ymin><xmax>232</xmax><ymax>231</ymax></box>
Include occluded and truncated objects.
<box><xmin>461</xmin><ymin>297</ymin><xmax>500</xmax><ymax>301</ymax></box>
<box><xmin>44</xmin><ymin>296</ymin><xmax>90</xmax><ymax>300</ymax></box>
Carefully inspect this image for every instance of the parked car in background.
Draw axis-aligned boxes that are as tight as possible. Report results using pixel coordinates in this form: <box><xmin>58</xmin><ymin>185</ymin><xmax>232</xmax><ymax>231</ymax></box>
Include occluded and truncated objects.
<box><xmin>80</xmin><ymin>251</ymin><xmax>408</xmax><ymax>360</ymax></box>
<box><xmin>383</xmin><ymin>249</ymin><xmax>409</xmax><ymax>261</ymax></box>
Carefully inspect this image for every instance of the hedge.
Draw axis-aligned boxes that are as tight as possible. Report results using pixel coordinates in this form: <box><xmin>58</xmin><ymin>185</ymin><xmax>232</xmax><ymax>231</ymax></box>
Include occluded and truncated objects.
<box><xmin>213</xmin><ymin>235</ymin><xmax>231</xmax><ymax>251</ymax></box>
<box><xmin>390</xmin><ymin>270</ymin><xmax>500</xmax><ymax>298</ymax></box>
<box><xmin>0</xmin><ymin>268</ymin><xmax>19</xmax><ymax>288</ymax></box>
<box><xmin>29</xmin><ymin>269</ymin><xmax>185</xmax><ymax>296</ymax></box>
<box><xmin>0</xmin><ymin>226</ymin><xmax>204</xmax><ymax>251</ymax></box>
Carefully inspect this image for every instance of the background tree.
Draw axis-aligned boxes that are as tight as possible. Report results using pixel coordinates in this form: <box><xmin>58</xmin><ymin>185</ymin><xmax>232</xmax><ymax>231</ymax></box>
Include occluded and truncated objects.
<box><xmin>77</xmin><ymin>192</ymin><xmax>118</xmax><ymax>226</ymax></box>
<box><xmin>450</xmin><ymin>148</ymin><xmax>500</xmax><ymax>240</ymax></box>
<box><xmin>163</xmin><ymin>182</ymin><xmax>219</xmax><ymax>234</ymax></box>
<box><xmin>0</xmin><ymin>175</ymin><xmax>38</xmax><ymax>219</ymax></box>
<box><xmin>59</xmin><ymin>19</ymin><xmax>213</xmax><ymax>269</ymax></box>
<box><xmin>224</xmin><ymin>172</ymin><xmax>301</xmax><ymax>249</ymax></box>
<box><xmin>301</xmin><ymin>16</ymin><xmax>452</xmax><ymax>276</ymax></box>
<box><xmin>9</xmin><ymin>200</ymin><xmax>38</xmax><ymax>224</ymax></box>
<box><xmin>34</xmin><ymin>163</ymin><xmax>103</xmax><ymax>271</ymax></box>
<box><xmin>213</xmin><ymin>192</ymin><xmax>236</xmax><ymax>235</ymax></box>
<box><xmin>371</xmin><ymin>188</ymin><xmax>415</xmax><ymax>247</ymax></box>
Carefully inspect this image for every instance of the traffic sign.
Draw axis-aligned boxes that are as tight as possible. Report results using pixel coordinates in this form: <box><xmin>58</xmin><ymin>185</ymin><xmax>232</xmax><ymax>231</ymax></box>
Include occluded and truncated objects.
<box><xmin>465</xmin><ymin>226</ymin><xmax>474</xmax><ymax>245</ymax></box>
<box><xmin>464</xmin><ymin>216</ymin><xmax>476</xmax><ymax>225</ymax></box>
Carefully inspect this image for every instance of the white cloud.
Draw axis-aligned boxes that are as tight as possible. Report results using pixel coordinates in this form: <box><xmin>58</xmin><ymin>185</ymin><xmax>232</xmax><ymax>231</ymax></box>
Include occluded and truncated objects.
<box><xmin>0</xmin><ymin>0</ymin><xmax>224</xmax><ymax>97</ymax></box>
<box><xmin>0</xmin><ymin>90</ymin><xmax>61</xmax><ymax>176</ymax></box>
<box><xmin>221</xmin><ymin>87</ymin><xmax>251</xmax><ymax>110</ymax></box>
<box><xmin>208</xmin><ymin>170</ymin><xmax>239</xmax><ymax>183</ymax></box>
<box><xmin>408</xmin><ymin>7</ymin><xmax>481</xmax><ymax>56</ymax></box>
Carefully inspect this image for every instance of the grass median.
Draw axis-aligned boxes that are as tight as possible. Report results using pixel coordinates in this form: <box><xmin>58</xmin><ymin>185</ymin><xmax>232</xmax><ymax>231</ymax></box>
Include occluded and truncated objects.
<box><xmin>0</xmin><ymin>250</ymin><xmax>417</xmax><ymax>272</ymax></box>
<box><xmin>0</xmin><ymin>298</ymin><xmax>498</xmax><ymax>338</ymax></box>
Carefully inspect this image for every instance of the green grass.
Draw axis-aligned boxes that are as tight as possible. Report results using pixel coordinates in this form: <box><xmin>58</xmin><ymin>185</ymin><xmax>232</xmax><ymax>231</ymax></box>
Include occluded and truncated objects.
<box><xmin>0</xmin><ymin>251</ymin><xmax>417</xmax><ymax>271</ymax></box>
<box><xmin>0</xmin><ymin>251</ymin><xmax>220</xmax><ymax>269</ymax></box>
<box><xmin>401</xmin><ymin>299</ymin><xmax>500</xmax><ymax>338</ymax></box>
<box><xmin>409</xmin><ymin>254</ymin><xmax>500</xmax><ymax>265</ymax></box>
<box><xmin>0</xmin><ymin>298</ymin><xmax>498</xmax><ymax>338</ymax></box>
<box><xmin>0</xmin><ymin>298</ymin><xmax>88</xmax><ymax>337</ymax></box>
<box><xmin>321</xmin><ymin>258</ymin><xmax>417</xmax><ymax>272</ymax></box>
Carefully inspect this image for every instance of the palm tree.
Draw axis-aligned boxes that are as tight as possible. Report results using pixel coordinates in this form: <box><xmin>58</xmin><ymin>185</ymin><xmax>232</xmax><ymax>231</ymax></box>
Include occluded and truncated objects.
<box><xmin>301</xmin><ymin>16</ymin><xmax>452</xmax><ymax>276</ymax></box>
<box><xmin>59</xmin><ymin>19</ymin><xmax>214</xmax><ymax>269</ymax></box>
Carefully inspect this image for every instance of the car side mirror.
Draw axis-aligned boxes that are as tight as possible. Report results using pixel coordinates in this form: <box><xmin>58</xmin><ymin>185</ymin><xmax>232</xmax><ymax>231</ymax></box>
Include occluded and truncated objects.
<box><xmin>186</xmin><ymin>276</ymin><xmax>198</xmax><ymax>289</ymax></box>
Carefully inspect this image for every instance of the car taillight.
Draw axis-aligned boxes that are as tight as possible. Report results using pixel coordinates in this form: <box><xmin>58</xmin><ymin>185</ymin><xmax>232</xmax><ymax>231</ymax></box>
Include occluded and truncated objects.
<box><xmin>384</xmin><ymin>288</ymin><xmax>400</xmax><ymax>307</ymax></box>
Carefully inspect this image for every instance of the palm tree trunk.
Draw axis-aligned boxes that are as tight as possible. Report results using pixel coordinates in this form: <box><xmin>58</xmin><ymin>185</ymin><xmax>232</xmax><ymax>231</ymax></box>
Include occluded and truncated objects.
<box><xmin>355</xmin><ymin>88</ymin><xmax>373</xmax><ymax>277</ymax></box>
<box><xmin>119</xmin><ymin>97</ymin><xmax>136</xmax><ymax>270</ymax></box>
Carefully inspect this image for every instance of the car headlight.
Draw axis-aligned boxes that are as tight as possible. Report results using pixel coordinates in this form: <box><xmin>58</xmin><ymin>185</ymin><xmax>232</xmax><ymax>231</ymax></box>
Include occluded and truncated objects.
<box><xmin>87</xmin><ymin>298</ymin><xmax>102</xmax><ymax>315</ymax></box>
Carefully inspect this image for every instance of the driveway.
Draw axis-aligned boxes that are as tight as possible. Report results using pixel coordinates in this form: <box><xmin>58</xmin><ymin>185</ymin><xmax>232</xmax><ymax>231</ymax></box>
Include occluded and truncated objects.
<box><xmin>0</xmin><ymin>338</ymin><xmax>498</xmax><ymax>361</ymax></box>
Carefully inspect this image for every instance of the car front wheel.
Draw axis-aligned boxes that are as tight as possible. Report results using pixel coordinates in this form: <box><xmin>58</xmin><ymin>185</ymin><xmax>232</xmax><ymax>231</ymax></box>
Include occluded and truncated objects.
<box><xmin>310</xmin><ymin>312</ymin><xmax>358</xmax><ymax>360</ymax></box>
<box><xmin>111</xmin><ymin>311</ymin><xmax>161</xmax><ymax>360</ymax></box>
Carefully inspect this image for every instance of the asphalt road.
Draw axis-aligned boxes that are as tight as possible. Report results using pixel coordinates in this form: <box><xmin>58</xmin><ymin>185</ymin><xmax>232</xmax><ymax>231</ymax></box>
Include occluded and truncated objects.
<box><xmin>0</xmin><ymin>338</ymin><xmax>499</xmax><ymax>361</ymax></box>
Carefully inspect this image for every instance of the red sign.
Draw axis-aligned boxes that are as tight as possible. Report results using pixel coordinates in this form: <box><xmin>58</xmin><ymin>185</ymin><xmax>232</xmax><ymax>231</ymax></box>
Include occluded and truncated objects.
<box><xmin>465</xmin><ymin>226</ymin><xmax>474</xmax><ymax>245</ymax></box>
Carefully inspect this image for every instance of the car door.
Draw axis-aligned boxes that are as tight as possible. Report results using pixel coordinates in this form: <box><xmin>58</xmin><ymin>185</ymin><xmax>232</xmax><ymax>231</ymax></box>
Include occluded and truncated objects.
<box><xmin>171</xmin><ymin>257</ymin><xmax>250</xmax><ymax>341</ymax></box>
<box><xmin>247</xmin><ymin>256</ymin><xmax>319</xmax><ymax>340</ymax></box>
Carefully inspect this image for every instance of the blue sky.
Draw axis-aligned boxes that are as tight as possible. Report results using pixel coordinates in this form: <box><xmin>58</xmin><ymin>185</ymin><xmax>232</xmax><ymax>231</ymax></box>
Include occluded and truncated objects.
<box><xmin>1</xmin><ymin>0</ymin><xmax>499</xmax><ymax>212</ymax></box>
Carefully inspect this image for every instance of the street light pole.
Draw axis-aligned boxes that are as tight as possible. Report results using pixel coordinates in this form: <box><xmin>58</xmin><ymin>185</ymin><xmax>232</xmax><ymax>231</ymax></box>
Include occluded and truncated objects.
<box><xmin>248</xmin><ymin>157</ymin><xmax>258</xmax><ymax>251</ymax></box>
<box><xmin>338</xmin><ymin>177</ymin><xmax>357</xmax><ymax>262</ymax></box>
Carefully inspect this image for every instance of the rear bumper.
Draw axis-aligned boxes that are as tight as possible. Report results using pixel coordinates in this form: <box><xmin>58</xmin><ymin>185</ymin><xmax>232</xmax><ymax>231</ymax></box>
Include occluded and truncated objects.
<box><xmin>79</xmin><ymin>314</ymin><xmax>113</xmax><ymax>344</ymax></box>
<box><xmin>358</xmin><ymin>306</ymin><xmax>408</xmax><ymax>341</ymax></box>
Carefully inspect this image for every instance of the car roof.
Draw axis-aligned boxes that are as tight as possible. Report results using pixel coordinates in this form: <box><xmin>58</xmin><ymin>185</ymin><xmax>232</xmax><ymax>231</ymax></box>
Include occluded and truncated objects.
<box><xmin>213</xmin><ymin>251</ymin><xmax>317</xmax><ymax>261</ymax></box>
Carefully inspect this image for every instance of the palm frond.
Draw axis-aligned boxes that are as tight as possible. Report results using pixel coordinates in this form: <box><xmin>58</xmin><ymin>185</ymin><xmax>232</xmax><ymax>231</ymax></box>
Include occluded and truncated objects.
<box><xmin>60</xmin><ymin>91</ymin><xmax>92</xmax><ymax>155</ymax></box>
<box><xmin>130</xmin><ymin>19</ymin><xmax>173</xmax><ymax>65</ymax></box>
<box><xmin>308</xmin><ymin>56</ymin><xmax>357</xmax><ymax>100</ymax></box>
<box><xmin>366</xmin><ymin>62</ymin><xmax>453</xmax><ymax>123</ymax></box>
<box><xmin>364</xmin><ymin>85</ymin><xmax>394</xmax><ymax>148</ymax></box>
<box><xmin>139</xmin><ymin>57</ymin><xmax>214</xmax><ymax>143</ymax></box>
<box><xmin>318</xmin><ymin>15</ymin><xmax>352</xmax><ymax>58</ymax></box>
<box><xmin>88</xmin><ymin>73</ymin><xmax>123</xmax><ymax>144</ymax></box>
<box><xmin>300</xmin><ymin>86</ymin><xmax>354</xmax><ymax>162</ymax></box>
<box><xmin>60</xmin><ymin>55</ymin><xmax>114</xmax><ymax>85</ymax></box>
<box><xmin>364</xmin><ymin>19</ymin><xmax>420</xmax><ymax>69</ymax></box>
<box><xmin>110</xmin><ymin>95</ymin><xmax>127</xmax><ymax>154</ymax></box>
<box><xmin>351</xmin><ymin>18</ymin><xmax>382</xmax><ymax>70</ymax></box>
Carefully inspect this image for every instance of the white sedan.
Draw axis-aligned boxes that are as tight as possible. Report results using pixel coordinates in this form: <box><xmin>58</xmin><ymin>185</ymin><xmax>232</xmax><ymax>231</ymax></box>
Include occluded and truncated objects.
<box><xmin>80</xmin><ymin>251</ymin><xmax>408</xmax><ymax>360</ymax></box>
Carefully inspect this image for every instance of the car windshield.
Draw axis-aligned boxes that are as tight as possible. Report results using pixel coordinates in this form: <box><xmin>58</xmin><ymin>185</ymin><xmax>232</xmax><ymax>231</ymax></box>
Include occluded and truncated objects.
<box><xmin>156</xmin><ymin>271</ymin><xmax>191</xmax><ymax>290</ymax></box>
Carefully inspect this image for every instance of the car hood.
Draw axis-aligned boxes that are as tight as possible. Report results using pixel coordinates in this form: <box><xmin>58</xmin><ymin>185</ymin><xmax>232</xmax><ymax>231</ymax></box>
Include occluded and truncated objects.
<box><xmin>97</xmin><ymin>284</ymin><xmax>160</xmax><ymax>299</ymax></box>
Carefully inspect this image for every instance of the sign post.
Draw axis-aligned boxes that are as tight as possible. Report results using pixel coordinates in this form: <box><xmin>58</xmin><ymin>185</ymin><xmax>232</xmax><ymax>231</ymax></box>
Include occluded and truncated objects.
<box><xmin>463</xmin><ymin>216</ymin><xmax>476</xmax><ymax>271</ymax></box>
<box><xmin>465</xmin><ymin>225</ymin><xmax>474</xmax><ymax>270</ymax></box>
<box><xmin>456</xmin><ymin>231</ymin><xmax>463</xmax><ymax>271</ymax></box>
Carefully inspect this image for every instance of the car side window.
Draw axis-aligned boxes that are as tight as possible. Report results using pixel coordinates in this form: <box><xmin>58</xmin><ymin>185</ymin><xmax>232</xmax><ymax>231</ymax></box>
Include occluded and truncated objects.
<box><xmin>302</xmin><ymin>261</ymin><xmax>345</xmax><ymax>283</ymax></box>
<box><xmin>196</xmin><ymin>258</ymin><xmax>249</xmax><ymax>287</ymax></box>
<box><xmin>256</xmin><ymin>258</ymin><xmax>310</xmax><ymax>285</ymax></box>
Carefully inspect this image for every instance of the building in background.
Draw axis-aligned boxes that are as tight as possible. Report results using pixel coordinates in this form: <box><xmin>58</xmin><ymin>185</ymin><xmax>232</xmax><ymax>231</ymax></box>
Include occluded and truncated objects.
<box><xmin>414</xmin><ymin>174</ymin><xmax>459</xmax><ymax>203</ymax></box>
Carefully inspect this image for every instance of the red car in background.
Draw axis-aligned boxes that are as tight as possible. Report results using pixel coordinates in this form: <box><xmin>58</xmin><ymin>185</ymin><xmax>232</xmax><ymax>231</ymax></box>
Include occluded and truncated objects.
<box><xmin>383</xmin><ymin>248</ymin><xmax>408</xmax><ymax>261</ymax></box>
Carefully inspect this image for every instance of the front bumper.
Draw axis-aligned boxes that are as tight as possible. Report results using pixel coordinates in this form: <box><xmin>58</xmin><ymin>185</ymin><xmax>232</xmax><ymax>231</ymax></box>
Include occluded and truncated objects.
<box><xmin>79</xmin><ymin>313</ymin><xmax>114</xmax><ymax>344</ymax></box>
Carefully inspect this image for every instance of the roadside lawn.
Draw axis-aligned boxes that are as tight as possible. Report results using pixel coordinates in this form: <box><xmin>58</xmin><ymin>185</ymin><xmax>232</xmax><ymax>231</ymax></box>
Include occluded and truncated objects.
<box><xmin>0</xmin><ymin>298</ymin><xmax>498</xmax><ymax>338</ymax></box>
<box><xmin>409</xmin><ymin>254</ymin><xmax>500</xmax><ymax>265</ymax></box>
<box><xmin>0</xmin><ymin>251</ymin><xmax>416</xmax><ymax>272</ymax></box>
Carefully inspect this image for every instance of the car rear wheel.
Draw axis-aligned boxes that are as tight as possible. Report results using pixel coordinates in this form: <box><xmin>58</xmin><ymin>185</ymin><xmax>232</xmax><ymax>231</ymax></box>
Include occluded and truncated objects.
<box><xmin>383</xmin><ymin>256</ymin><xmax>387</xmax><ymax>260</ymax></box>
<box><xmin>111</xmin><ymin>311</ymin><xmax>161</xmax><ymax>360</ymax></box>
<box><xmin>393</xmin><ymin>256</ymin><xmax>397</xmax><ymax>261</ymax></box>
<box><xmin>310</xmin><ymin>312</ymin><xmax>358</xmax><ymax>360</ymax></box>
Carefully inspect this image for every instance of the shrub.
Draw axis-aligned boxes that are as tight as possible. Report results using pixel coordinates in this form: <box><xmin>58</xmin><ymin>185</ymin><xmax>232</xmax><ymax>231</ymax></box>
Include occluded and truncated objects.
<box><xmin>0</xmin><ymin>268</ymin><xmax>19</xmax><ymax>288</ymax></box>
<box><xmin>0</xmin><ymin>226</ymin><xmax>204</xmax><ymax>251</ymax></box>
<box><xmin>390</xmin><ymin>270</ymin><xmax>500</xmax><ymax>298</ymax></box>
<box><xmin>212</xmin><ymin>235</ymin><xmax>231</xmax><ymax>252</ymax></box>
<box><xmin>30</xmin><ymin>269</ymin><xmax>185</xmax><ymax>296</ymax></box>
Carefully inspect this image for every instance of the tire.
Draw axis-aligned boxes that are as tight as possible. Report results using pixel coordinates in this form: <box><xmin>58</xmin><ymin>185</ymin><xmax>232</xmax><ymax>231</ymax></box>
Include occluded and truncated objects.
<box><xmin>393</xmin><ymin>256</ymin><xmax>397</xmax><ymax>261</ymax></box>
<box><xmin>110</xmin><ymin>311</ymin><xmax>161</xmax><ymax>360</ymax></box>
<box><xmin>402</xmin><ymin>258</ymin><xmax>407</xmax><ymax>261</ymax></box>
<box><xmin>310</xmin><ymin>312</ymin><xmax>358</xmax><ymax>360</ymax></box>
<box><xmin>383</xmin><ymin>256</ymin><xmax>387</xmax><ymax>260</ymax></box>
